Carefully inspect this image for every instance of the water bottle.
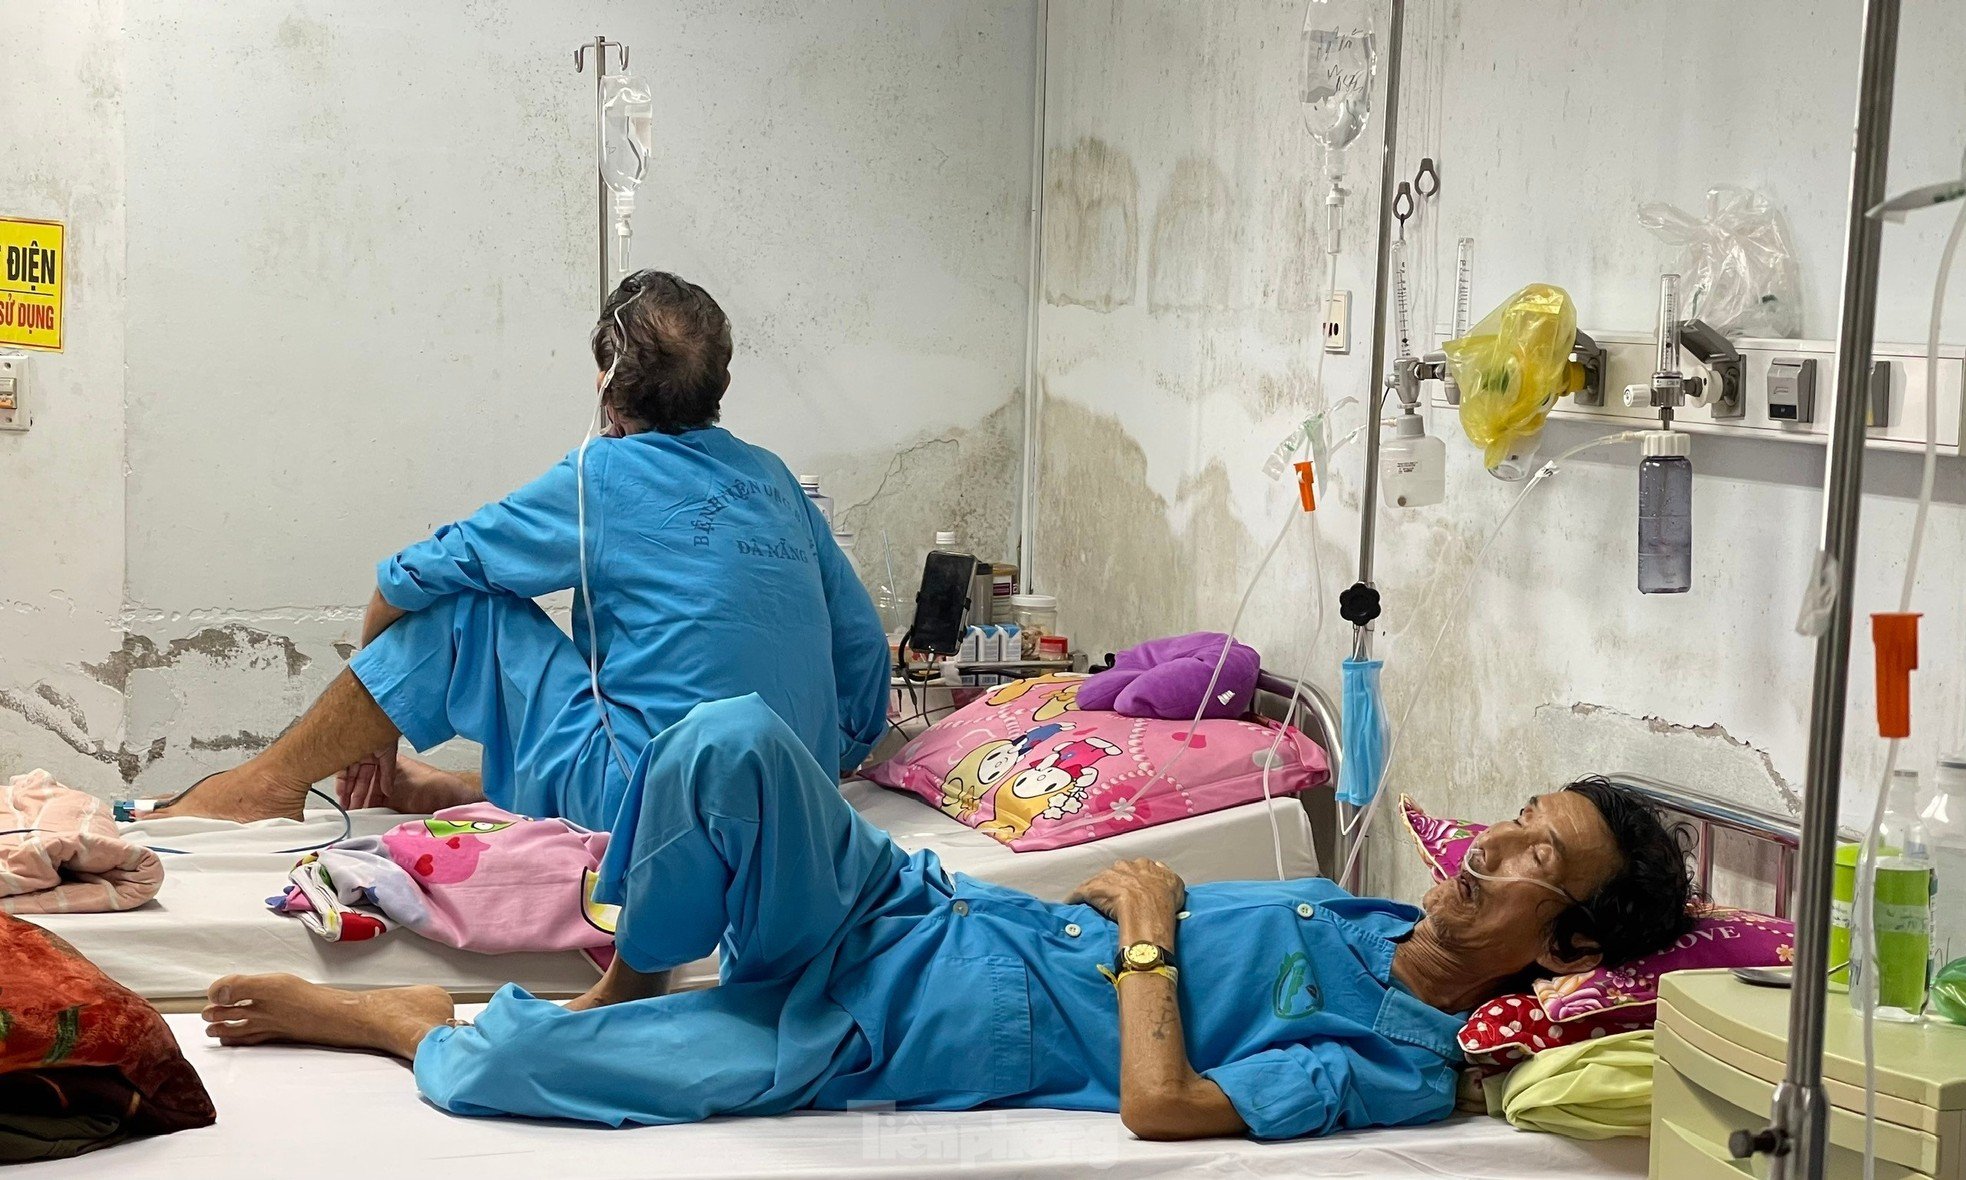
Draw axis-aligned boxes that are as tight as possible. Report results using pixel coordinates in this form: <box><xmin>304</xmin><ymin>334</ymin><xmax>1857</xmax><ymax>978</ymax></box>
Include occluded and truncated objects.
<box><xmin>798</xmin><ymin>475</ymin><xmax>834</xmax><ymax>527</ymax></box>
<box><xmin>1923</xmin><ymin>755</ymin><xmax>1966</xmax><ymax>968</ymax></box>
<box><xmin>1637</xmin><ymin>431</ymin><xmax>1692</xmax><ymax>594</ymax></box>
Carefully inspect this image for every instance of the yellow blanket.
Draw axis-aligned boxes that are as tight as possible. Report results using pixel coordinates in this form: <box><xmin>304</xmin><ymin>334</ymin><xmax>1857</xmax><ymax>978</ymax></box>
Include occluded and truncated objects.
<box><xmin>1481</xmin><ymin>1030</ymin><xmax>1655</xmax><ymax>1139</ymax></box>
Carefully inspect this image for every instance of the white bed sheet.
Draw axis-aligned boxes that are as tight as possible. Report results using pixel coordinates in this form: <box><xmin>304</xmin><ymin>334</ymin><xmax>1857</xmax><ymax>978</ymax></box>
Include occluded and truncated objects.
<box><xmin>32</xmin><ymin>787</ymin><xmax>1317</xmax><ymax>1007</ymax></box>
<box><xmin>11</xmin><ymin>1010</ymin><xmax>1646</xmax><ymax>1180</ymax></box>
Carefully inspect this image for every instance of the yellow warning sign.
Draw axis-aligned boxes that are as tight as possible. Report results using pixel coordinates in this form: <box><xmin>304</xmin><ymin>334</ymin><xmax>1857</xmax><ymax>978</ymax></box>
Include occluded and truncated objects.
<box><xmin>0</xmin><ymin>218</ymin><xmax>64</xmax><ymax>351</ymax></box>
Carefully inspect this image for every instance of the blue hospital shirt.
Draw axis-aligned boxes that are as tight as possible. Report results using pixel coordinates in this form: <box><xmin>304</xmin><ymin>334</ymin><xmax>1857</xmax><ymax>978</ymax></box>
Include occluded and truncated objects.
<box><xmin>371</xmin><ymin>427</ymin><xmax>891</xmax><ymax>775</ymax></box>
<box><xmin>818</xmin><ymin>870</ymin><xmax>1466</xmax><ymax>1140</ymax></box>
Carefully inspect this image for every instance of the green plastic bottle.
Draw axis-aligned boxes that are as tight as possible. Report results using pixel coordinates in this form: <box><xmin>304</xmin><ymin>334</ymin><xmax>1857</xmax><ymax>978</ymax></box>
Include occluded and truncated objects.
<box><xmin>1933</xmin><ymin>957</ymin><xmax>1966</xmax><ymax>1026</ymax></box>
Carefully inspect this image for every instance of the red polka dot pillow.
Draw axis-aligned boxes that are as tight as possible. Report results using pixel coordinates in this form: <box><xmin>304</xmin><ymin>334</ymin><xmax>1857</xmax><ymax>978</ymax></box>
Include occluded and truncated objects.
<box><xmin>1457</xmin><ymin>993</ymin><xmax>1649</xmax><ymax>1069</ymax></box>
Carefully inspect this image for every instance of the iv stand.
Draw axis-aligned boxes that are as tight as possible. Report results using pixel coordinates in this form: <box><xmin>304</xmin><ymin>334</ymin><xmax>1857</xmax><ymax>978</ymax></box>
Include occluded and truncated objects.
<box><xmin>1745</xmin><ymin>2</ymin><xmax>1902</xmax><ymax>1178</ymax></box>
<box><xmin>574</xmin><ymin>35</ymin><xmax>631</xmax><ymax>313</ymax></box>
<box><xmin>1337</xmin><ymin>0</ymin><xmax>1407</xmax><ymax>894</ymax></box>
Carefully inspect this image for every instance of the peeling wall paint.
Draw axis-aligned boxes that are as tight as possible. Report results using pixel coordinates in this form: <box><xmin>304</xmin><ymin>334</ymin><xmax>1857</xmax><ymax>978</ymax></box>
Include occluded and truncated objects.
<box><xmin>1035</xmin><ymin>0</ymin><xmax>1966</xmax><ymax>907</ymax></box>
<box><xmin>1</xmin><ymin>1</ymin><xmax>1037</xmax><ymax>798</ymax></box>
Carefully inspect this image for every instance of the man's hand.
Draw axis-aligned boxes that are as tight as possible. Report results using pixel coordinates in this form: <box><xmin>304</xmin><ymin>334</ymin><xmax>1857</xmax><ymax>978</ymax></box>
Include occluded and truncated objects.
<box><xmin>336</xmin><ymin>748</ymin><xmax>399</xmax><ymax>810</ymax></box>
<box><xmin>1068</xmin><ymin>858</ymin><xmax>1186</xmax><ymax>927</ymax></box>
<box><xmin>1077</xmin><ymin>859</ymin><xmax>1247</xmax><ymax>1141</ymax></box>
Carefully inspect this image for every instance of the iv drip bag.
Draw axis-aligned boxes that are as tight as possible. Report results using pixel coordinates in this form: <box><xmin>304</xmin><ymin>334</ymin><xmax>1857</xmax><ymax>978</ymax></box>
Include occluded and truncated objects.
<box><xmin>1442</xmin><ymin>284</ymin><xmax>1580</xmax><ymax>478</ymax></box>
<box><xmin>1298</xmin><ymin>1</ymin><xmax>1378</xmax><ymax>156</ymax></box>
<box><xmin>602</xmin><ymin>73</ymin><xmax>654</xmax><ymax>197</ymax></box>
<box><xmin>601</xmin><ymin>73</ymin><xmax>654</xmax><ymax>275</ymax></box>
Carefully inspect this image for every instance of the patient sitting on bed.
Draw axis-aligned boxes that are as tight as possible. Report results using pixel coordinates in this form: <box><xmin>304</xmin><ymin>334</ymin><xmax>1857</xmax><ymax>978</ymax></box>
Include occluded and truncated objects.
<box><xmin>200</xmin><ymin>697</ymin><xmax>1692</xmax><ymax>1142</ymax></box>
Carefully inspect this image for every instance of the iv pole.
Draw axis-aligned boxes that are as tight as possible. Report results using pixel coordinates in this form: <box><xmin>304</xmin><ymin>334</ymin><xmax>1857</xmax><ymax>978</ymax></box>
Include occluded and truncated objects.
<box><xmin>575</xmin><ymin>35</ymin><xmax>630</xmax><ymax>313</ymax></box>
<box><xmin>1747</xmin><ymin>2</ymin><xmax>1902</xmax><ymax>1177</ymax></box>
<box><xmin>1337</xmin><ymin>0</ymin><xmax>1406</xmax><ymax>893</ymax></box>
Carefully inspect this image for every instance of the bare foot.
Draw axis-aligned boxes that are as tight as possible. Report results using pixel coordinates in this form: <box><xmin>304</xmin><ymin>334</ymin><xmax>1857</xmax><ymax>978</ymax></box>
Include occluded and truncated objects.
<box><xmin>564</xmin><ymin>957</ymin><xmax>672</xmax><ymax>1011</ymax></box>
<box><xmin>150</xmin><ymin>767</ymin><xmax>310</xmax><ymax>823</ymax></box>
<box><xmin>203</xmin><ymin>973</ymin><xmax>454</xmax><ymax>1060</ymax></box>
<box><xmin>390</xmin><ymin>756</ymin><xmax>487</xmax><ymax>814</ymax></box>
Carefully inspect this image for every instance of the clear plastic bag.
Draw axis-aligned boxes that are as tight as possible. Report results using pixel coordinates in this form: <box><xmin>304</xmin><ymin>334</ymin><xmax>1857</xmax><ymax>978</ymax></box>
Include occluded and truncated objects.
<box><xmin>1637</xmin><ymin>186</ymin><xmax>1802</xmax><ymax>338</ymax></box>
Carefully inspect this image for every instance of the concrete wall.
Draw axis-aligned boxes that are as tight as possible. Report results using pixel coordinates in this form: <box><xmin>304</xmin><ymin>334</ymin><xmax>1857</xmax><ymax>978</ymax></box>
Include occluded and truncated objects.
<box><xmin>0</xmin><ymin>0</ymin><xmax>1037</xmax><ymax>796</ymax></box>
<box><xmin>1034</xmin><ymin>0</ymin><xmax>1966</xmax><ymax>903</ymax></box>
<box><xmin>0</xmin><ymin>0</ymin><xmax>133</xmax><ymax>783</ymax></box>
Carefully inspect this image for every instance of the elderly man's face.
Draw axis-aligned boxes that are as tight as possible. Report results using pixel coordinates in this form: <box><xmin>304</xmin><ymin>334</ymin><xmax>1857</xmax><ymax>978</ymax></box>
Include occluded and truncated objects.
<box><xmin>1419</xmin><ymin>791</ymin><xmax>1624</xmax><ymax>977</ymax></box>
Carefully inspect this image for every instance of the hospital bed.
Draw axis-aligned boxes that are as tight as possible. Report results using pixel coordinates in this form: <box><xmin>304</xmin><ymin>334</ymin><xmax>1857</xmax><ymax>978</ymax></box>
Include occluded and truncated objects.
<box><xmin>30</xmin><ymin>672</ymin><xmax>1335</xmax><ymax>1010</ymax></box>
<box><xmin>14</xmin><ymin>1006</ymin><xmax>1650</xmax><ymax>1180</ymax></box>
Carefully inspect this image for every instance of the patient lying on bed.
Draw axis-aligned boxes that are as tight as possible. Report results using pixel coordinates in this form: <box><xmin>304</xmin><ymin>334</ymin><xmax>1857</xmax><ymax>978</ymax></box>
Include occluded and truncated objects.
<box><xmin>199</xmin><ymin>696</ymin><xmax>1692</xmax><ymax>1142</ymax></box>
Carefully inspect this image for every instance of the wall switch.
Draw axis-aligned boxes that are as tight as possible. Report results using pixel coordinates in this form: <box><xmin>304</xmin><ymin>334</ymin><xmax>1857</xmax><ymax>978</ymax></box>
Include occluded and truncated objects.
<box><xmin>1866</xmin><ymin>359</ymin><xmax>1894</xmax><ymax>428</ymax></box>
<box><xmin>1323</xmin><ymin>291</ymin><xmax>1351</xmax><ymax>354</ymax></box>
<box><xmin>1767</xmin><ymin>357</ymin><xmax>1816</xmax><ymax>423</ymax></box>
<box><xmin>0</xmin><ymin>353</ymin><xmax>29</xmax><ymax>432</ymax></box>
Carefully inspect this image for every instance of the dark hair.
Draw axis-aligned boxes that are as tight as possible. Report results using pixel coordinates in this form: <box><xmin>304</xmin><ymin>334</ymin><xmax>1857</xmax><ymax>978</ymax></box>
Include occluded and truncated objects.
<box><xmin>1554</xmin><ymin>777</ymin><xmax>1697</xmax><ymax>966</ymax></box>
<box><xmin>589</xmin><ymin>269</ymin><xmax>732</xmax><ymax>434</ymax></box>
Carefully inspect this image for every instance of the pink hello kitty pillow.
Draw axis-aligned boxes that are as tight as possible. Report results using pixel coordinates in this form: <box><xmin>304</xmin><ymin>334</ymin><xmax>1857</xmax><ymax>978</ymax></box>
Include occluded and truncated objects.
<box><xmin>862</xmin><ymin>674</ymin><xmax>1329</xmax><ymax>851</ymax></box>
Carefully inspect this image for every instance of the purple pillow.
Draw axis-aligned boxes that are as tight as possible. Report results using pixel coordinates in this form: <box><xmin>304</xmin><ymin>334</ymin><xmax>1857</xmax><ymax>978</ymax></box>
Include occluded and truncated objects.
<box><xmin>1077</xmin><ymin>632</ymin><xmax>1260</xmax><ymax>721</ymax></box>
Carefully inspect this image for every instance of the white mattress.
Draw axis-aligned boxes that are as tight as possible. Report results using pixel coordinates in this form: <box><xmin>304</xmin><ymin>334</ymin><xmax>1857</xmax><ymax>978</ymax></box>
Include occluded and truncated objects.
<box><xmin>10</xmin><ymin>1010</ymin><xmax>1647</xmax><ymax>1180</ymax></box>
<box><xmin>32</xmin><ymin>785</ymin><xmax>1318</xmax><ymax>1008</ymax></box>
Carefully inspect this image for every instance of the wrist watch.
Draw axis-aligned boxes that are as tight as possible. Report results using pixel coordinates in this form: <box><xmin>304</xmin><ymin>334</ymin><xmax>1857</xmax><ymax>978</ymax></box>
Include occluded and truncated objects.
<box><xmin>1113</xmin><ymin>941</ymin><xmax>1178</xmax><ymax>982</ymax></box>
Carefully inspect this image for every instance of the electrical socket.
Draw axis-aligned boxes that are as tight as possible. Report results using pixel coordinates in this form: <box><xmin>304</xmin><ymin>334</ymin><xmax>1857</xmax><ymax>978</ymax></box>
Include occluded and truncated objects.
<box><xmin>0</xmin><ymin>354</ymin><xmax>29</xmax><ymax>432</ymax></box>
<box><xmin>1323</xmin><ymin>291</ymin><xmax>1351</xmax><ymax>354</ymax></box>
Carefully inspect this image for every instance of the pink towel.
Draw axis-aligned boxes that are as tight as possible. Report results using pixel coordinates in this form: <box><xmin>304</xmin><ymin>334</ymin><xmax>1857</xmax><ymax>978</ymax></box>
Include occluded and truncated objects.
<box><xmin>0</xmin><ymin>770</ymin><xmax>165</xmax><ymax>914</ymax></box>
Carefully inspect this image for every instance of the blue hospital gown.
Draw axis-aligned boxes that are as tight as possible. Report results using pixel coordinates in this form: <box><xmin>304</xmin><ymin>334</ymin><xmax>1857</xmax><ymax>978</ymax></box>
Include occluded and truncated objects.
<box><xmin>412</xmin><ymin>697</ymin><xmax>1466</xmax><ymax>1140</ymax></box>
<box><xmin>348</xmin><ymin>428</ymin><xmax>890</xmax><ymax>832</ymax></box>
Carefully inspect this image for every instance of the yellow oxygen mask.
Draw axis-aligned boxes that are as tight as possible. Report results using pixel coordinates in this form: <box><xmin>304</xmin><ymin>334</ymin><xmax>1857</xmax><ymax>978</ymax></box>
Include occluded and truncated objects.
<box><xmin>1442</xmin><ymin>283</ymin><xmax>1590</xmax><ymax>480</ymax></box>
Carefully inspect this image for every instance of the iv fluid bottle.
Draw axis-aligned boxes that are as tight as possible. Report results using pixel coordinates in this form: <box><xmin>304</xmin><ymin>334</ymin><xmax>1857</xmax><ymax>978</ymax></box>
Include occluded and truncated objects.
<box><xmin>1923</xmin><ymin>756</ymin><xmax>1966</xmax><ymax>967</ymax></box>
<box><xmin>1299</xmin><ymin>1</ymin><xmax>1378</xmax><ymax>154</ymax></box>
<box><xmin>1381</xmin><ymin>414</ymin><xmax>1445</xmax><ymax>508</ymax></box>
<box><xmin>1637</xmin><ymin>432</ymin><xmax>1691</xmax><ymax>594</ymax></box>
<box><xmin>798</xmin><ymin>475</ymin><xmax>834</xmax><ymax>528</ymax></box>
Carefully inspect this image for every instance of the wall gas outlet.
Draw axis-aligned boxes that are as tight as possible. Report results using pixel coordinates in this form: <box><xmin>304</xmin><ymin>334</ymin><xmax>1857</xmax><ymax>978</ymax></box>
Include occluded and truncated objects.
<box><xmin>1428</xmin><ymin>326</ymin><xmax>1965</xmax><ymax>456</ymax></box>
<box><xmin>0</xmin><ymin>354</ymin><xmax>29</xmax><ymax>432</ymax></box>
<box><xmin>1323</xmin><ymin>291</ymin><xmax>1351</xmax><ymax>354</ymax></box>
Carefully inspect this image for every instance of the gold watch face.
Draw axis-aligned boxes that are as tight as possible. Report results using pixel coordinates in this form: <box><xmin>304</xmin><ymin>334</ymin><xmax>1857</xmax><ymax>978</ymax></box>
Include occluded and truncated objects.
<box><xmin>1123</xmin><ymin>943</ymin><xmax>1163</xmax><ymax>970</ymax></box>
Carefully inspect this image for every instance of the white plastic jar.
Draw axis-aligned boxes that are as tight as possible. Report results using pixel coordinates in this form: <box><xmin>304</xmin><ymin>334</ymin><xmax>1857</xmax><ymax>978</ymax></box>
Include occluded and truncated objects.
<box><xmin>1008</xmin><ymin>594</ymin><xmax>1058</xmax><ymax>658</ymax></box>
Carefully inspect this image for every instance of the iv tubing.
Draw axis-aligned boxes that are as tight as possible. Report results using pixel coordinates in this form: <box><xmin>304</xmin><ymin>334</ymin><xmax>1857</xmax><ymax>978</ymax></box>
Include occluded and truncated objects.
<box><xmin>578</xmin><ymin>299</ymin><xmax>642</xmax><ymax>785</ymax></box>
<box><xmin>1050</xmin><ymin>246</ymin><xmax>1338</xmax><ymax>839</ymax></box>
<box><xmin>1851</xmin><ymin>188</ymin><xmax>1963</xmax><ymax>1180</ymax></box>
<box><xmin>1255</xmin><ymin>508</ymin><xmax>1328</xmax><ymax>879</ymax></box>
<box><xmin>1335</xmin><ymin>429</ymin><xmax>1649</xmax><ymax>888</ymax></box>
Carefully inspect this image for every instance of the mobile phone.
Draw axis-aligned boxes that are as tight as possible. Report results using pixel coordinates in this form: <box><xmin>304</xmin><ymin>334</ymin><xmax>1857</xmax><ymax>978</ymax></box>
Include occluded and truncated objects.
<box><xmin>911</xmin><ymin>550</ymin><xmax>979</xmax><ymax>656</ymax></box>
